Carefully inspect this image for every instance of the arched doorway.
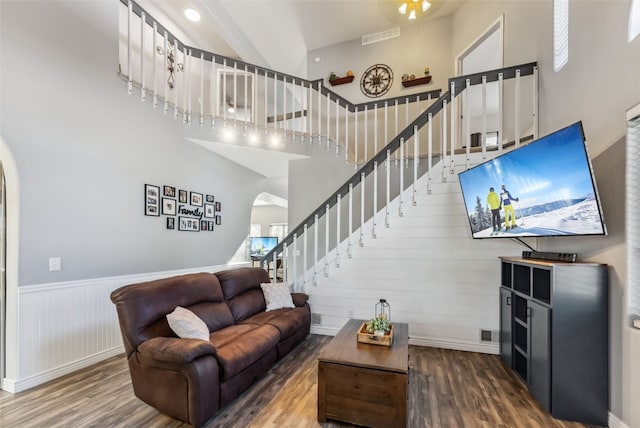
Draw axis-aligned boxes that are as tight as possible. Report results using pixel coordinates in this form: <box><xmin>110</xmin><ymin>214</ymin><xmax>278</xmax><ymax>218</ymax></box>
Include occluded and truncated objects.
<box><xmin>250</xmin><ymin>192</ymin><xmax>288</xmax><ymax>246</ymax></box>
<box><xmin>0</xmin><ymin>133</ymin><xmax>19</xmax><ymax>392</ymax></box>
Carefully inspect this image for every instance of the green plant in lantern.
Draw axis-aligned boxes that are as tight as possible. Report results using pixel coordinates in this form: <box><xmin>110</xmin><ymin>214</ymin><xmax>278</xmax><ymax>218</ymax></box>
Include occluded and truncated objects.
<box><xmin>366</xmin><ymin>313</ymin><xmax>391</xmax><ymax>334</ymax></box>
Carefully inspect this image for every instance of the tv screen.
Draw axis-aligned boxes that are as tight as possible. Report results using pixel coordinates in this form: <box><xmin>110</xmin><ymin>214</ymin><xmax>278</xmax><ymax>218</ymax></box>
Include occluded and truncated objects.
<box><xmin>458</xmin><ymin>122</ymin><xmax>606</xmax><ymax>239</ymax></box>
<box><xmin>249</xmin><ymin>236</ymin><xmax>278</xmax><ymax>257</ymax></box>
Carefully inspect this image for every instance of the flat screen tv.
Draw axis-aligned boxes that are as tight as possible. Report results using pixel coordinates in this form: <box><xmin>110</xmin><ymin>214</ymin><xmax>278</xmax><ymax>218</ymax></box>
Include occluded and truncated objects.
<box><xmin>458</xmin><ymin>122</ymin><xmax>606</xmax><ymax>239</ymax></box>
<box><xmin>249</xmin><ymin>236</ymin><xmax>278</xmax><ymax>257</ymax></box>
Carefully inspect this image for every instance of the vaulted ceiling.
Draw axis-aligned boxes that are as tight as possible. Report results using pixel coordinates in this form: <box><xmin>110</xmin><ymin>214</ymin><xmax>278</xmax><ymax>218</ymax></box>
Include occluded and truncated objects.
<box><xmin>140</xmin><ymin>0</ymin><xmax>464</xmax><ymax>75</ymax></box>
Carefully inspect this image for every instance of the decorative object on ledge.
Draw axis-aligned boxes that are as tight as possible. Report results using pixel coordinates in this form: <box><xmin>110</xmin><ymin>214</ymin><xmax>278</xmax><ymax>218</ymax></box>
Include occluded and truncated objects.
<box><xmin>328</xmin><ymin>70</ymin><xmax>355</xmax><ymax>86</ymax></box>
<box><xmin>402</xmin><ymin>67</ymin><xmax>432</xmax><ymax>88</ymax></box>
<box><xmin>156</xmin><ymin>44</ymin><xmax>183</xmax><ymax>89</ymax></box>
<box><xmin>360</xmin><ymin>64</ymin><xmax>393</xmax><ymax>98</ymax></box>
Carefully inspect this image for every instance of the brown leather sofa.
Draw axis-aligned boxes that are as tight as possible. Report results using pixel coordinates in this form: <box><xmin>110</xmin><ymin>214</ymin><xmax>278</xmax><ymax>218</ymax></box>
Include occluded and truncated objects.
<box><xmin>110</xmin><ymin>267</ymin><xmax>311</xmax><ymax>427</ymax></box>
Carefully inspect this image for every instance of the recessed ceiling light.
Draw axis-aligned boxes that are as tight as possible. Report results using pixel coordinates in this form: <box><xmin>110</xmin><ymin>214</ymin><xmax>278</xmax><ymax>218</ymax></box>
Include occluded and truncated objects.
<box><xmin>184</xmin><ymin>8</ymin><xmax>201</xmax><ymax>22</ymax></box>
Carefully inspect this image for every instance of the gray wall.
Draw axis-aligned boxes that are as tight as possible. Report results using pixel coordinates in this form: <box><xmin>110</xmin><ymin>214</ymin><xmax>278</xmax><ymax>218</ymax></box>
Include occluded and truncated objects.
<box><xmin>307</xmin><ymin>15</ymin><xmax>453</xmax><ymax>104</ymax></box>
<box><xmin>450</xmin><ymin>0</ymin><xmax>639</xmax><ymax>421</ymax></box>
<box><xmin>250</xmin><ymin>205</ymin><xmax>288</xmax><ymax>237</ymax></box>
<box><xmin>0</xmin><ymin>1</ymin><xmax>274</xmax><ymax>285</ymax></box>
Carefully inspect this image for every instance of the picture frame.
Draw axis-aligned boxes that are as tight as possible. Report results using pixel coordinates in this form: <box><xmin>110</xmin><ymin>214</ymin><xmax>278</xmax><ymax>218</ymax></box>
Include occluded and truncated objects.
<box><xmin>178</xmin><ymin>190</ymin><xmax>188</xmax><ymax>204</ymax></box>
<box><xmin>215</xmin><ymin>201</ymin><xmax>221</xmax><ymax>212</ymax></box>
<box><xmin>162</xmin><ymin>198</ymin><xmax>176</xmax><ymax>216</ymax></box>
<box><xmin>167</xmin><ymin>217</ymin><xmax>175</xmax><ymax>230</ymax></box>
<box><xmin>208</xmin><ymin>221</ymin><xmax>214</xmax><ymax>231</ymax></box>
<box><xmin>206</xmin><ymin>194</ymin><xmax>215</xmax><ymax>203</ymax></box>
<box><xmin>163</xmin><ymin>185</ymin><xmax>176</xmax><ymax>198</ymax></box>
<box><xmin>191</xmin><ymin>191</ymin><xmax>203</xmax><ymax>207</ymax></box>
<box><xmin>201</xmin><ymin>220</ymin><xmax>208</xmax><ymax>231</ymax></box>
<box><xmin>145</xmin><ymin>184</ymin><xmax>160</xmax><ymax>216</ymax></box>
<box><xmin>204</xmin><ymin>203</ymin><xmax>215</xmax><ymax>218</ymax></box>
<box><xmin>178</xmin><ymin>216</ymin><xmax>200</xmax><ymax>232</ymax></box>
<box><xmin>215</xmin><ymin>215</ymin><xmax>221</xmax><ymax>225</ymax></box>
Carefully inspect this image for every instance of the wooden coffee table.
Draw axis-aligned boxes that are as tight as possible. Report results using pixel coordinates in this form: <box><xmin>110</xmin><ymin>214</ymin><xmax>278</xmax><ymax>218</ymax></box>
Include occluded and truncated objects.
<box><xmin>317</xmin><ymin>318</ymin><xmax>409</xmax><ymax>428</ymax></box>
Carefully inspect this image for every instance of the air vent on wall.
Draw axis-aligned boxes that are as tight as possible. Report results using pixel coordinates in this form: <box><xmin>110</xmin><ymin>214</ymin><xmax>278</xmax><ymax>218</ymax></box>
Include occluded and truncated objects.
<box><xmin>480</xmin><ymin>329</ymin><xmax>499</xmax><ymax>342</ymax></box>
<box><xmin>362</xmin><ymin>27</ymin><xmax>401</xmax><ymax>46</ymax></box>
<box><xmin>311</xmin><ymin>313</ymin><xmax>322</xmax><ymax>325</ymax></box>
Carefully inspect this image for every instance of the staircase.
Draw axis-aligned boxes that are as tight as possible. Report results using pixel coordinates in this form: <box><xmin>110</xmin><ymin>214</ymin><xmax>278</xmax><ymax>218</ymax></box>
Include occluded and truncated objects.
<box><xmin>309</xmin><ymin>152</ymin><xmax>522</xmax><ymax>352</ymax></box>
<box><xmin>120</xmin><ymin>0</ymin><xmax>540</xmax><ymax>352</ymax></box>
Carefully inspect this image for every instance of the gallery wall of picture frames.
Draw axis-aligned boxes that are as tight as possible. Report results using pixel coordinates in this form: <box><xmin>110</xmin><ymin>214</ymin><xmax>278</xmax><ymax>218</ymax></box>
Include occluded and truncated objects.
<box><xmin>145</xmin><ymin>184</ymin><xmax>222</xmax><ymax>232</ymax></box>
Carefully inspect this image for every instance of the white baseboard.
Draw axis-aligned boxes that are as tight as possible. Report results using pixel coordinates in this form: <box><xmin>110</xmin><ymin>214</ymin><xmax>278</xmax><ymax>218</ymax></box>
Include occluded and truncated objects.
<box><xmin>609</xmin><ymin>412</ymin><xmax>630</xmax><ymax>428</ymax></box>
<box><xmin>3</xmin><ymin>345</ymin><xmax>124</xmax><ymax>393</ymax></box>
<box><xmin>409</xmin><ymin>336</ymin><xmax>500</xmax><ymax>354</ymax></box>
<box><xmin>310</xmin><ymin>325</ymin><xmax>500</xmax><ymax>354</ymax></box>
<box><xmin>310</xmin><ymin>325</ymin><xmax>340</xmax><ymax>336</ymax></box>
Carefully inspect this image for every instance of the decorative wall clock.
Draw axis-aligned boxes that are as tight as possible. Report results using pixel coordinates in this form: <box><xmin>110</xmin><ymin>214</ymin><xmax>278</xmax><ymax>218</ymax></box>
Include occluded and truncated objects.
<box><xmin>360</xmin><ymin>64</ymin><xmax>393</xmax><ymax>98</ymax></box>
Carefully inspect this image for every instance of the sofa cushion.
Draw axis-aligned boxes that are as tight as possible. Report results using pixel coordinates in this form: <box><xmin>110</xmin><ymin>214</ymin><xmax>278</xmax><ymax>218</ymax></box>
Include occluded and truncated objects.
<box><xmin>189</xmin><ymin>301</ymin><xmax>235</xmax><ymax>333</ymax></box>
<box><xmin>166</xmin><ymin>306</ymin><xmax>210</xmax><ymax>341</ymax></box>
<box><xmin>241</xmin><ymin>307</ymin><xmax>311</xmax><ymax>340</ymax></box>
<box><xmin>260</xmin><ymin>282</ymin><xmax>295</xmax><ymax>311</ymax></box>
<box><xmin>110</xmin><ymin>272</ymin><xmax>225</xmax><ymax>355</ymax></box>
<box><xmin>212</xmin><ymin>324</ymin><xmax>280</xmax><ymax>380</ymax></box>
<box><xmin>217</xmin><ymin>267</ymin><xmax>271</xmax><ymax>300</ymax></box>
<box><xmin>217</xmin><ymin>267</ymin><xmax>271</xmax><ymax>322</ymax></box>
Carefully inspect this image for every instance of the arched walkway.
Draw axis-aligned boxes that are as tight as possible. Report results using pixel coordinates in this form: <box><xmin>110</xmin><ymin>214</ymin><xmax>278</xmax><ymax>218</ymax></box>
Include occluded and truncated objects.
<box><xmin>0</xmin><ymin>133</ymin><xmax>19</xmax><ymax>392</ymax></box>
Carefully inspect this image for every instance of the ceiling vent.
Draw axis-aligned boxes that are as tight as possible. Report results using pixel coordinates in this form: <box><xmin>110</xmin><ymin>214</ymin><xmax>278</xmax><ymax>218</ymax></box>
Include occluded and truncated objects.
<box><xmin>362</xmin><ymin>27</ymin><xmax>401</xmax><ymax>46</ymax></box>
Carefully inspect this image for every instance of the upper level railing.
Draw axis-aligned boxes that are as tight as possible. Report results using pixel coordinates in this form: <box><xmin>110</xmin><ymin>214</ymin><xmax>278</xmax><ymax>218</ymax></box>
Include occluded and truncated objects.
<box><xmin>260</xmin><ymin>62</ymin><xmax>538</xmax><ymax>288</ymax></box>
<box><xmin>119</xmin><ymin>0</ymin><xmax>441</xmax><ymax>167</ymax></box>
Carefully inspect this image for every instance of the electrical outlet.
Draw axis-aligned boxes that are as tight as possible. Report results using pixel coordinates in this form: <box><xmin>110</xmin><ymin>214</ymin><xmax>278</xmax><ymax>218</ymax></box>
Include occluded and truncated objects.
<box><xmin>49</xmin><ymin>257</ymin><xmax>61</xmax><ymax>272</ymax></box>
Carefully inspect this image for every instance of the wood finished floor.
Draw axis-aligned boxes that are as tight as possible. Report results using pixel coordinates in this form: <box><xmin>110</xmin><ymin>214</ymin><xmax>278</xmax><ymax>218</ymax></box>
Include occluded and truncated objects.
<box><xmin>0</xmin><ymin>335</ymin><xmax>602</xmax><ymax>428</ymax></box>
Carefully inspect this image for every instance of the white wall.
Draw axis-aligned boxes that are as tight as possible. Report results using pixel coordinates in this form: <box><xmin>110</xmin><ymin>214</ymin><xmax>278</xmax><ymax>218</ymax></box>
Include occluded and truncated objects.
<box><xmin>251</xmin><ymin>205</ymin><xmax>288</xmax><ymax>237</ymax></box>
<box><xmin>0</xmin><ymin>1</ymin><xmax>271</xmax><ymax>284</ymax></box>
<box><xmin>0</xmin><ymin>0</ymin><xmax>277</xmax><ymax>388</ymax></box>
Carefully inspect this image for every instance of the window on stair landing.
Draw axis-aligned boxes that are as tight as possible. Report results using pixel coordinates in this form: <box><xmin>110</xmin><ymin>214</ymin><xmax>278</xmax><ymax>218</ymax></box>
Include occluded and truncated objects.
<box><xmin>269</xmin><ymin>223</ymin><xmax>288</xmax><ymax>243</ymax></box>
<box><xmin>250</xmin><ymin>224</ymin><xmax>261</xmax><ymax>237</ymax></box>
<box><xmin>630</xmin><ymin>0</ymin><xmax>640</xmax><ymax>42</ymax></box>
<box><xmin>554</xmin><ymin>0</ymin><xmax>569</xmax><ymax>72</ymax></box>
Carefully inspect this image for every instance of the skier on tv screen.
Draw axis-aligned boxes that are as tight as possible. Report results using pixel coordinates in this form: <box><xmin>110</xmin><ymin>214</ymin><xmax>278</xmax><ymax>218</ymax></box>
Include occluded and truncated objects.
<box><xmin>500</xmin><ymin>184</ymin><xmax>519</xmax><ymax>230</ymax></box>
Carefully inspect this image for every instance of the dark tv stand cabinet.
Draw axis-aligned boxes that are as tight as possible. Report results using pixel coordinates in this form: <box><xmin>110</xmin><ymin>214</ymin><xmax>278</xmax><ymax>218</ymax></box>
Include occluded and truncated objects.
<box><xmin>499</xmin><ymin>256</ymin><xmax>608</xmax><ymax>426</ymax></box>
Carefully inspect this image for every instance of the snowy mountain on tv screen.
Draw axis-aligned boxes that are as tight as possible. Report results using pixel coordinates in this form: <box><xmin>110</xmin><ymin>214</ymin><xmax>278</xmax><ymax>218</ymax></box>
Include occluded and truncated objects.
<box><xmin>472</xmin><ymin>196</ymin><xmax>605</xmax><ymax>238</ymax></box>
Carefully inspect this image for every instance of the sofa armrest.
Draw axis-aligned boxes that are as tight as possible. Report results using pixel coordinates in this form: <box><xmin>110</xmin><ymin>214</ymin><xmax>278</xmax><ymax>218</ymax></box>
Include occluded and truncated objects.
<box><xmin>137</xmin><ymin>337</ymin><xmax>216</xmax><ymax>367</ymax></box>
<box><xmin>291</xmin><ymin>293</ymin><xmax>309</xmax><ymax>307</ymax></box>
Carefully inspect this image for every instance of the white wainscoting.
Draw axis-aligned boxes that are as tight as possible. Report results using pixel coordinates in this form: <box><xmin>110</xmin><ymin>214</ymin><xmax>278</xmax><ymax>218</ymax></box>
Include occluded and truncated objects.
<box><xmin>307</xmin><ymin>156</ymin><xmax>521</xmax><ymax>355</ymax></box>
<box><xmin>3</xmin><ymin>262</ymin><xmax>249</xmax><ymax>393</ymax></box>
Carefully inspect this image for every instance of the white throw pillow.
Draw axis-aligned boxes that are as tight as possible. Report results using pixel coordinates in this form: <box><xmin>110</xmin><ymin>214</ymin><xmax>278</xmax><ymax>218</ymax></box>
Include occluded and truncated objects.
<box><xmin>166</xmin><ymin>306</ymin><xmax>210</xmax><ymax>341</ymax></box>
<box><xmin>260</xmin><ymin>282</ymin><xmax>295</xmax><ymax>311</ymax></box>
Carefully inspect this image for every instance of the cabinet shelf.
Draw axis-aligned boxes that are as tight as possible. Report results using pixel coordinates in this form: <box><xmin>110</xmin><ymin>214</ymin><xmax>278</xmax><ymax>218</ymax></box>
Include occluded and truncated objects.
<box><xmin>499</xmin><ymin>257</ymin><xmax>608</xmax><ymax>425</ymax></box>
<box><xmin>514</xmin><ymin>344</ymin><xmax>528</xmax><ymax>358</ymax></box>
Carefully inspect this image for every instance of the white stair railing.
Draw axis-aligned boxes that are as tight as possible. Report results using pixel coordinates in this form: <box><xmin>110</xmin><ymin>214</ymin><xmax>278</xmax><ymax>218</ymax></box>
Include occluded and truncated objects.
<box><xmin>119</xmin><ymin>0</ymin><xmax>439</xmax><ymax>167</ymax></box>
<box><xmin>262</xmin><ymin>63</ymin><xmax>539</xmax><ymax>289</ymax></box>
